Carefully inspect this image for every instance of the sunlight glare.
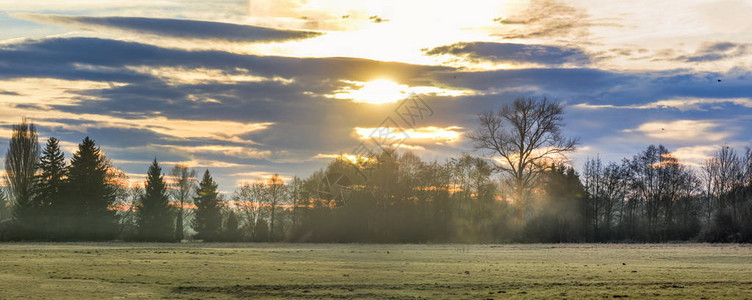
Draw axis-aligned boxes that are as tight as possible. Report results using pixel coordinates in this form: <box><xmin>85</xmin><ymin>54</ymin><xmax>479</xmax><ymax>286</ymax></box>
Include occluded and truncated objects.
<box><xmin>330</xmin><ymin>79</ymin><xmax>409</xmax><ymax>104</ymax></box>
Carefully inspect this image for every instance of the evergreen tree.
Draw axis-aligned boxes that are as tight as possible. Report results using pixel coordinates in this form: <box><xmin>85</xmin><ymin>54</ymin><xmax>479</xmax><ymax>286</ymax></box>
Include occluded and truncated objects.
<box><xmin>136</xmin><ymin>159</ymin><xmax>174</xmax><ymax>241</ymax></box>
<box><xmin>192</xmin><ymin>170</ymin><xmax>222</xmax><ymax>241</ymax></box>
<box><xmin>66</xmin><ymin>137</ymin><xmax>117</xmax><ymax>240</ymax></box>
<box><xmin>35</xmin><ymin>137</ymin><xmax>67</xmax><ymax>239</ymax></box>
<box><xmin>525</xmin><ymin>165</ymin><xmax>587</xmax><ymax>242</ymax></box>
<box><xmin>223</xmin><ymin>210</ymin><xmax>241</xmax><ymax>241</ymax></box>
<box><xmin>4</xmin><ymin>119</ymin><xmax>40</xmax><ymax>239</ymax></box>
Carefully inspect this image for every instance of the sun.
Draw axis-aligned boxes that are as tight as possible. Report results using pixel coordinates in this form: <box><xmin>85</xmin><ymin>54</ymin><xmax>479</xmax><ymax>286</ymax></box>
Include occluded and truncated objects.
<box><xmin>330</xmin><ymin>79</ymin><xmax>409</xmax><ymax>104</ymax></box>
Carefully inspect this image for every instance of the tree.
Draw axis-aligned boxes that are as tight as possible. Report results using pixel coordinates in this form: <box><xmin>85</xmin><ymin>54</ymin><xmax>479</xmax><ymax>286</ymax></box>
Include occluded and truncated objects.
<box><xmin>223</xmin><ymin>210</ymin><xmax>242</xmax><ymax>241</ymax></box>
<box><xmin>35</xmin><ymin>137</ymin><xmax>67</xmax><ymax>239</ymax></box>
<box><xmin>266</xmin><ymin>174</ymin><xmax>287</xmax><ymax>241</ymax></box>
<box><xmin>468</xmin><ymin>97</ymin><xmax>578</xmax><ymax>221</ymax></box>
<box><xmin>193</xmin><ymin>170</ymin><xmax>222</xmax><ymax>241</ymax></box>
<box><xmin>525</xmin><ymin>165</ymin><xmax>586</xmax><ymax>242</ymax></box>
<box><xmin>582</xmin><ymin>156</ymin><xmax>604</xmax><ymax>240</ymax></box>
<box><xmin>136</xmin><ymin>159</ymin><xmax>174</xmax><ymax>241</ymax></box>
<box><xmin>600</xmin><ymin>161</ymin><xmax>629</xmax><ymax>238</ymax></box>
<box><xmin>702</xmin><ymin>146</ymin><xmax>742</xmax><ymax>223</ymax></box>
<box><xmin>169</xmin><ymin>164</ymin><xmax>196</xmax><ymax>241</ymax></box>
<box><xmin>117</xmin><ymin>184</ymin><xmax>142</xmax><ymax>239</ymax></box>
<box><xmin>289</xmin><ymin>176</ymin><xmax>303</xmax><ymax>231</ymax></box>
<box><xmin>66</xmin><ymin>137</ymin><xmax>118</xmax><ymax>240</ymax></box>
<box><xmin>700</xmin><ymin>146</ymin><xmax>748</xmax><ymax>242</ymax></box>
<box><xmin>448</xmin><ymin>154</ymin><xmax>497</xmax><ymax>241</ymax></box>
<box><xmin>233</xmin><ymin>180</ymin><xmax>267</xmax><ymax>241</ymax></box>
<box><xmin>4</xmin><ymin>118</ymin><xmax>40</xmax><ymax>238</ymax></box>
<box><xmin>628</xmin><ymin>145</ymin><xmax>696</xmax><ymax>241</ymax></box>
<box><xmin>0</xmin><ymin>187</ymin><xmax>9</xmax><ymax>221</ymax></box>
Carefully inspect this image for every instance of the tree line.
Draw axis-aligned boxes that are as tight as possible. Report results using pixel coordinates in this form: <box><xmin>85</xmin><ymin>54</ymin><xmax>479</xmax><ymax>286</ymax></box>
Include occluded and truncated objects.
<box><xmin>2</xmin><ymin>98</ymin><xmax>751</xmax><ymax>242</ymax></box>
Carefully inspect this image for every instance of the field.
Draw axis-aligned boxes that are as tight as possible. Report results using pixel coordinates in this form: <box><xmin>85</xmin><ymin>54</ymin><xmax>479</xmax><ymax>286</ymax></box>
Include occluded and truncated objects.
<box><xmin>0</xmin><ymin>243</ymin><xmax>750</xmax><ymax>299</ymax></box>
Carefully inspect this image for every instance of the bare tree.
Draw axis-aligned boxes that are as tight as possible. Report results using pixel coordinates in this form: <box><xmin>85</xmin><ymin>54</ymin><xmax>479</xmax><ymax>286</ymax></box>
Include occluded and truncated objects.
<box><xmin>116</xmin><ymin>183</ymin><xmax>142</xmax><ymax>237</ymax></box>
<box><xmin>583</xmin><ymin>156</ymin><xmax>604</xmax><ymax>239</ymax></box>
<box><xmin>703</xmin><ymin>146</ymin><xmax>744</xmax><ymax>224</ymax></box>
<box><xmin>469</xmin><ymin>97</ymin><xmax>578</xmax><ymax>220</ymax></box>
<box><xmin>233</xmin><ymin>180</ymin><xmax>266</xmax><ymax>240</ymax></box>
<box><xmin>288</xmin><ymin>176</ymin><xmax>303</xmax><ymax>230</ymax></box>
<box><xmin>170</xmin><ymin>164</ymin><xmax>196</xmax><ymax>241</ymax></box>
<box><xmin>600</xmin><ymin>161</ymin><xmax>629</xmax><ymax>234</ymax></box>
<box><xmin>628</xmin><ymin>145</ymin><xmax>696</xmax><ymax>240</ymax></box>
<box><xmin>0</xmin><ymin>187</ymin><xmax>9</xmax><ymax>221</ymax></box>
<box><xmin>266</xmin><ymin>174</ymin><xmax>287</xmax><ymax>241</ymax></box>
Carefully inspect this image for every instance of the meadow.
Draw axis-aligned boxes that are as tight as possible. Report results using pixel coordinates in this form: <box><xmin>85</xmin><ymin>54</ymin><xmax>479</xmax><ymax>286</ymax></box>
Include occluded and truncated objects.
<box><xmin>0</xmin><ymin>243</ymin><xmax>750</xmax><ymax>299</ymax></box>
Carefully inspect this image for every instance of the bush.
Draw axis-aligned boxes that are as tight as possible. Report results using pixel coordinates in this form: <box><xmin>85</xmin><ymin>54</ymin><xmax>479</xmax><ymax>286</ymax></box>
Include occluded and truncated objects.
<box><xmin>700</xmin><ymin>210</ymin><xmax>740</xmax><ymax>243</ymax></box>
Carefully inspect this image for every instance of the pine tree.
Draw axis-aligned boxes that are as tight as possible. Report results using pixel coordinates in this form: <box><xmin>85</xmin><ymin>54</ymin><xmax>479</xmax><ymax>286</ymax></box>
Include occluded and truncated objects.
<box><xmin>35</xmin><ymin>137</ymin><xmax>67</xmax><ymax>239</ymax></box>
<box><xmin>66</xmin><ymin>137</ymin><xmax>117</xmax><ymax>240</ymax></box>
<box><xmin>193</xmin><ymin>170</ymin><xmax>222</xmax><ymax>241</ymax></box>
<box><xmin>4</xmin><ymin>119</ymin><xmax>40</xmax><ymax>239</ymax></box>
<box><xmin>223</xmin><ymin>210</ymin><xmax>241</xmax><ymax>241</ymax></box>
<box><xmin>136</xmin><ymin>159</ymin><xmax>174</xmax><ymax>241</ymax></box>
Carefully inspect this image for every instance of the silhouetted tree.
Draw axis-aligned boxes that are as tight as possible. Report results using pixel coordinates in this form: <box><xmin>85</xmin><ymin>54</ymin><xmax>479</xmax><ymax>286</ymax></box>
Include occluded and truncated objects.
<box><xmin>600</xmin><ymin>161</ymin><xmax>629</xmax><ymax>239</ymax></box>
<box><xmin>469</xmin><ymin>97</ymin><xmax>578</xmax><ymax>222</ymax></box>
<box><xmin>289</xmin><ymin>176</ymin><xmax>303</xmax><ymax>231</ymax></box>
<box><xmin>117</xmin><ymin>184</ymin><xmax>142</xmax><ymax>240</ymax></box>
<box><xmin>35</xmin><ymin>137</ymin><xmax>67</xmax><ymax>239</ymax></box>
<box><xmin>0</xmin><ymin>187</ymin><xmax>9</xmax><ymax>221</ymax></box>
<box><xmin>626</xmin><ymin>145</ymin><xmax>697</xmax><ymax>241</ymax></box>
<box><xmin>193</xmin><ymin>170</ymin><xmax>222</xmax><ymax>241</ymax></box>
<box><xmin>223</xmin><ymin>210</ymin><xmax>242</xmax><ymax>241</ymax></box>
<box><xmin>525</xmin><ymin>165</ymin><xmax>586</xmax><ymax>242</ymax></box>
<box><xmin>234</xmin><ymin>180</ymin><xmax>267</xmax><ymax>241</ymax></box>
<box><xmin>266</xmin><ymin>174</ymin><xmax>287</xmax><ymax>241</ymax></box>
<box><xmin>66</xmin><ymin>137</ymin><xmax>118</xmax><ymax>240</ymax></box>
<box><xmin>702</xmin><ymin>146</ymin><xmax>742</xmax><ymax>223</ymax></box>
<box><xmin>699</xmin><ymin>146</ymin><xmax>750</xmax><ymax>242</ymax></box>
<box><xmin>136</xmin><ymin>159</ymin><xmax>174</xmax><ymax>241</ymax></box>
<box><xmin>448</xmin><ymin>154</ymin><xmax>497</xmax><ymax>242</ymax></box>
<box><xmin>4</xmin><ymin>119</ymin><xmax>40</xmax><ymax>239</ymax></box>
<box><xmin>169</xmin><ymin>164</ymin><xmax>196</xmax><ymax>241</ymax></box>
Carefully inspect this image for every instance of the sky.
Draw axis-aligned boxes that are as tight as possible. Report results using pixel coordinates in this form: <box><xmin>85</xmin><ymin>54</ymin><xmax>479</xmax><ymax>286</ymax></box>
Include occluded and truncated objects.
<box><xmin>1</xmin><ymin>0</ymin><xmax>752</xmax><ymax>191</ymax></box>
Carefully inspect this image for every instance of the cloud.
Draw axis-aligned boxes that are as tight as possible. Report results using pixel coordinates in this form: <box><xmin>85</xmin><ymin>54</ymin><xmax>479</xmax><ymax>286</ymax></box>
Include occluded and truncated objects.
<box><xmin>677</xmin><ymin>42</ymin><xmax>752</xmax><ymax>62</ymax></box>
<box><xmin>113</xmin><ymin>158</ymin><xmax>246</xmax><ymax>169</ymax></box>
<box><xmin>492</xmin><ymin>0</ymin><xmax>614</xmax><ymax>40</ymax></box>
<box><xmin>574</xmin><ymin>97</ymin><xmax>752</xmax><ymax>111</ymax></box>
<box><xmin>0</xmin><ymin>90</ymin><xmax>20</xmax><ymax>96</ymax></box>
<box><xmin>436</xmin><ymin>67</ymin><xmax>752</xmax><ymax>105</ymax></box>
<box><xmin>424</xmin><ymin>42</ymin><xmax>591</xmax><ymax>67</ymax></box>
<box><xmin>1</xmin><ymin>102</ymin><xmax>273</xmax><ymax>145</ymax></box>
<box><xmin>0</xmin><ymin>37</ymin><xmax>447</xmax><ymax>85</ymax></box>
<box><xmin>354</xmin><ymin>126</ymin><xmax>462</xmax><ymax>144</ymax></box>
<box><xmin>624</xmin><ymin>120</ymin><xmax>731</xmax><ymax>143</ymax></box>
<box><xmin>15</xmin><ymin>14</ymin><xmax>323</xmax><ymax>43</ymax></box>
<box><xmin>2</xmin><ymin>34</ymin><xmax>752</xmax><ymax>191</ymax></box>
<box><xmin>326</xmin><ymin>79</ymin><xmax>473</xmax><ymax>104</ymax></box>
<box><xmin>231</xmin><ymin>171</ymin><xmax>293</xmax><ymax>182</ymax></box>
<box><xmin>671</xmin><ymin>145</ymin><xmax>722</xmax><ymax>167</ymax></box>
<box><xmin>156</xmin><ymin>144</ymin><xmax>272</xmax><ymax>159</ymax></box>
<box><xmin>0</xmin><ymin>78</ymin><xmax>118</xmax><ymax>108</ymax></box>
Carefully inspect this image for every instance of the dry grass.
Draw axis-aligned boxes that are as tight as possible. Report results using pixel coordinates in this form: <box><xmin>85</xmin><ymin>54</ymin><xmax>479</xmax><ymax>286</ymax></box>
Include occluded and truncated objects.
<box><xmin>0</xmin><ymin>243</ymin><xmax>750</xmax><ymax>299</ymax></box>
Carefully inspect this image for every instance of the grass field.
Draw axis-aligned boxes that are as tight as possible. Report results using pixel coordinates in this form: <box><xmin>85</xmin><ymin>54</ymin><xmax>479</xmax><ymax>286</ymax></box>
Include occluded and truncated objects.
<box><xmin>0</xmin><ymin>243</ymin><xmax>750</xmax><ymax>299</ymax></box>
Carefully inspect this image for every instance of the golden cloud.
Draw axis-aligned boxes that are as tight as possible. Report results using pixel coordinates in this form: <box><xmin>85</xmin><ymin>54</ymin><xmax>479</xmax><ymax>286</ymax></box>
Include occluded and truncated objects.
<box><xmin>354</xmin><ymin>125</ymin><xmax>462</xmax><ymax>143</ymax></box>
<box><xmin>624</xmin><ymin>120</ymin><xmax>730</xmax><ymax>142</ymax></box>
